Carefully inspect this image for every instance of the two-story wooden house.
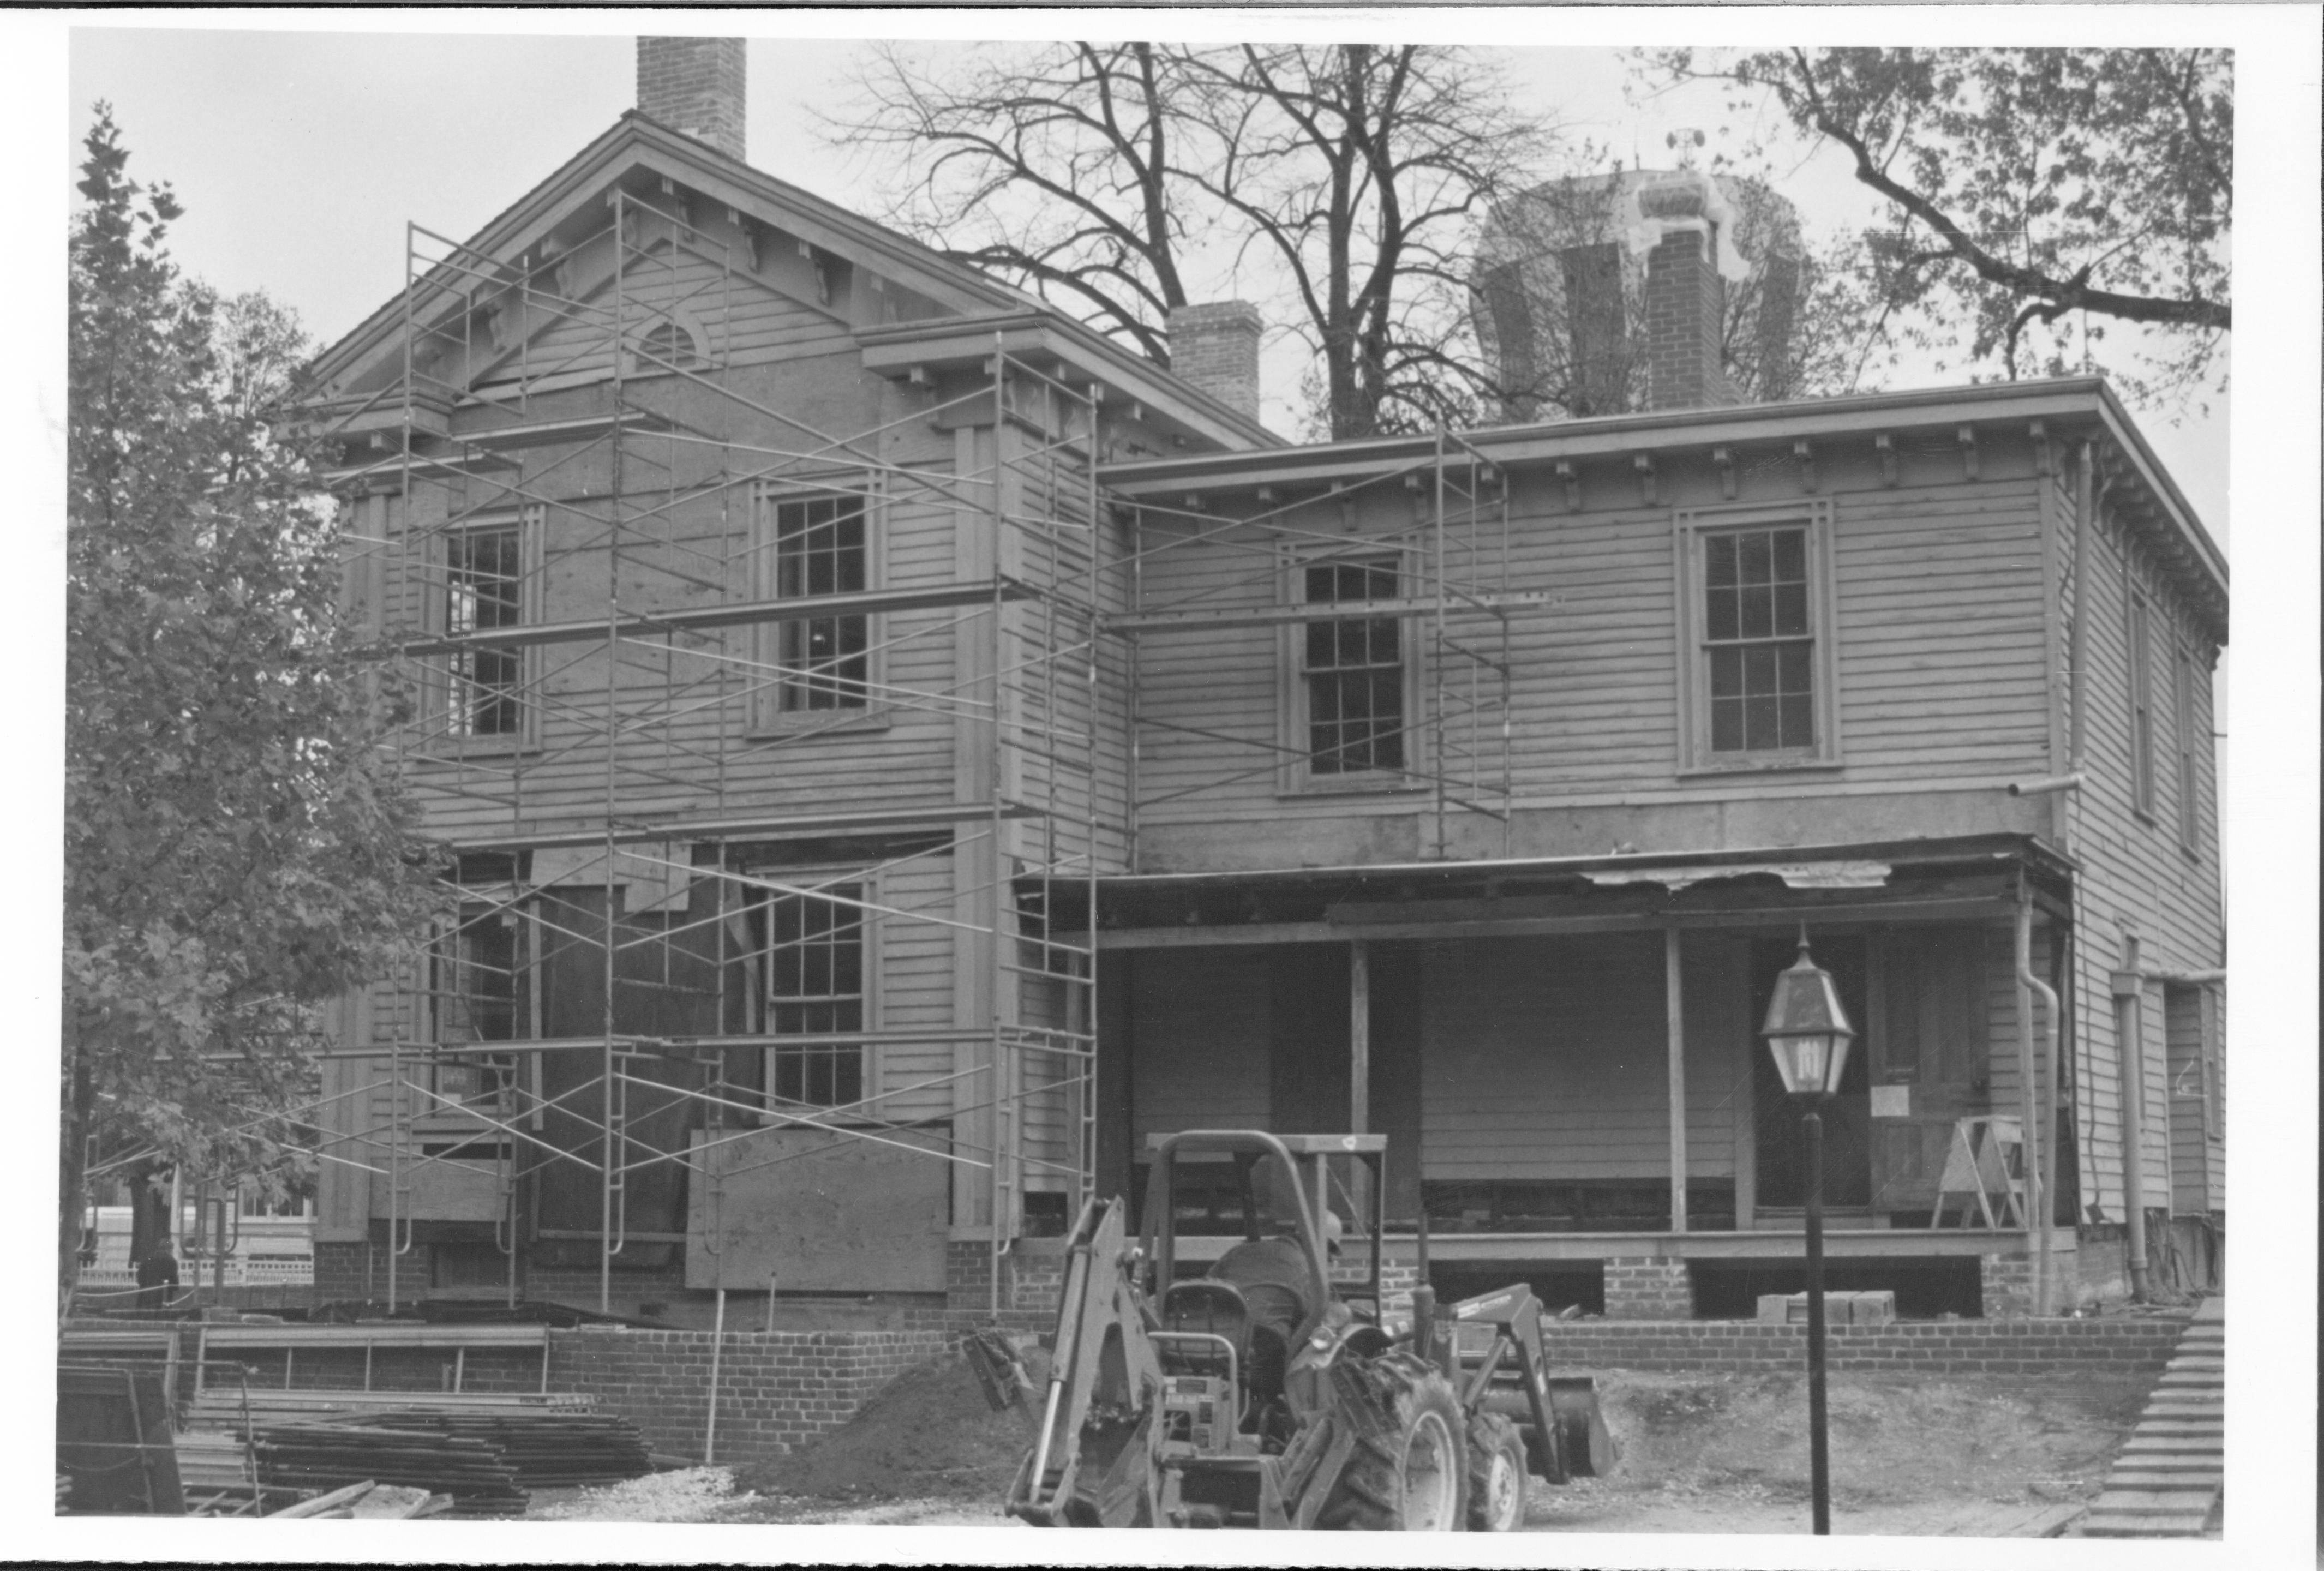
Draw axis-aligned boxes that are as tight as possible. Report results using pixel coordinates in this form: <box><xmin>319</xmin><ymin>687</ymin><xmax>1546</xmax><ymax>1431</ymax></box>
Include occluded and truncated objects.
<box><xmin>303</xmin><ymin>39</ymin><xmax>2224</xmax><ymax>1326</ymax></box>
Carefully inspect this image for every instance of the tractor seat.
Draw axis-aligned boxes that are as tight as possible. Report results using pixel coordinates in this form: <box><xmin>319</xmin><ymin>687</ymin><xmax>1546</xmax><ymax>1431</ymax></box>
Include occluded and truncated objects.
<box><xmin>1160</xmin><ymin>1278</ymin><xmax>1253</xmax><ymax>1380</ymax></box>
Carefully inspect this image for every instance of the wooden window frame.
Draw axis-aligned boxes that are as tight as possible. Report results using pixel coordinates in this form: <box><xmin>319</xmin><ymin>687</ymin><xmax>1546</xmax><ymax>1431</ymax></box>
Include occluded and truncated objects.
<box><xmin>431</xmin><ymin>507</ymin><xmax>542</xmax><ymax>753</ymax></box>
<box><xmin>750</xmin><ymin>477</ymin><xmax>889</xmax><ymax>736</ymax></box>
<box><xmin>426</xmin><ymin>897</ymin><xmax>538</xmax><ymax>1113</ymax></box>
<box><xmin>754</xmin><ymin>870</ymin><xmax>882</xmax><ymax>1118</ymax></box>
<box><xmin>1673</xmin><ymin>500</ymin><xmax>1841</xmax><ymax>775</ymax></box>
<box><xmin>1277</xmin><ymin>542</ymin><xmax>1424</xmax><ymax>796</ymax></box>
<box><xmin>2127</xmin><ymin>588</ymin><xmax>2158</xmax><ymax>821</ymax></box>
<box><xmin>2172</xmin><ymin>635</ymin><xmax>2202</xmax><ymax>854</ymax></box>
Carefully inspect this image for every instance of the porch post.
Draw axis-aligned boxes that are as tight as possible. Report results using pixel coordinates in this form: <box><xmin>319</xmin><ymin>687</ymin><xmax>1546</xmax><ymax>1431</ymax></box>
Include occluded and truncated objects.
<box><xmin>1665</xmin><ymin>927</ymin><xmax>1688</xmax><ymax>1233</ymax></box>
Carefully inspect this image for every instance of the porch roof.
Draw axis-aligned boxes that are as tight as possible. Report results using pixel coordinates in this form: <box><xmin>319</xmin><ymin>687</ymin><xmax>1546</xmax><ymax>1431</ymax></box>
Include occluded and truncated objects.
<box><xmin>1086</xmin><ymin>834</ymin><xmax>2075</xmax><ymax>944</ymax></box>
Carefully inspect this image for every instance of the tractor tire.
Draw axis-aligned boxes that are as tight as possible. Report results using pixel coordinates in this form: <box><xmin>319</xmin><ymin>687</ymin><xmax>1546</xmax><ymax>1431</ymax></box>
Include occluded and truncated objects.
<box><xmin>1465</xmin><ymin>1412</ymin><xmax>1530</xmax><ymax>1532</ymax></box>
<box><xmin>1315</xmin><ymin>1352</ymin><xmax>1466</xmax><ymax>1531</ymax></box>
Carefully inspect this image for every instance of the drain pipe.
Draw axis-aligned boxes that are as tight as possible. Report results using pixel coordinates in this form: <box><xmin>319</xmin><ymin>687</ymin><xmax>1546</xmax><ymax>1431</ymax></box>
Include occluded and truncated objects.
<box><xmin>2109</xmin><ymin>937</ymin><xmax>2152</xmax><ymax>1302</ymax></box>
<box><xmin>2014</xmin><ymin>896</ymin><xmax>2061</xmax><ymax>1316</ymax></box>
<box><xmin>2010</xmin><ymin>892</ymin><xmax>2050</xmax><ymax>1316</ymax></box>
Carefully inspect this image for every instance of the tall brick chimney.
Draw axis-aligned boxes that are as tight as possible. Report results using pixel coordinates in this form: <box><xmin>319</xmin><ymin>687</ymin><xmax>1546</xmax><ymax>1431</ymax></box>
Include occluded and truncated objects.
<box><xmin>1167</xmin><ymin>302</ymin><xmax>1263</xmax><ymax>423</ymax></box>
<box><xmin>637</xmin><ymin>37</ymin><xmax>746</xmax><ymax>161</ymax></box>
<box><xmin>1637</xmin><ymin>176</ymin><xmax>1737</xmax><ymax>411</ymax></box>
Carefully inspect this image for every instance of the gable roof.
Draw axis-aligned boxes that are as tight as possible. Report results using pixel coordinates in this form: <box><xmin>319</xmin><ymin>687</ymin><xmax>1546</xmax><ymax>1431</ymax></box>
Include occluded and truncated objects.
<box><xmin>306</xmin><ymin>111</ymin><xmax>1277</xmax><ymax>450</ymax></box>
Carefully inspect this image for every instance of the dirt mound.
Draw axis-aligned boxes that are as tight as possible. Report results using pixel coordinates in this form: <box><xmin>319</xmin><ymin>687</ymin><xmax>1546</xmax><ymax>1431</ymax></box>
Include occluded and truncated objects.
<box><xmin>738</xmin><ymin>1346</ymin><xmax>1049</xmax><ymax>1504</ymax></box>
<box><xmin>1589</xmin><ymin>1371</ymin><xmax>2147</xmax><ymax>1509</ymax></box>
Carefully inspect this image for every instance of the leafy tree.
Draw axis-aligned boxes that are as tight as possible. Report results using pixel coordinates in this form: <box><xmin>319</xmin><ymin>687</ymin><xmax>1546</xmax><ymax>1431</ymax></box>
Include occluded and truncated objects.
<box><xmin>64</xmin><ymin>107</ymin><xmax>441</xmax><ymax>1315</ymax></box>
<box><xmin>831</xmin><ymin>42</ymin><xmax>1558</xmax><ymax>439</ymax></box>
<box><xmin>1648</xmin><ymin>48</ymin><xmax>2231</xmax><ymax>404</ymax></box>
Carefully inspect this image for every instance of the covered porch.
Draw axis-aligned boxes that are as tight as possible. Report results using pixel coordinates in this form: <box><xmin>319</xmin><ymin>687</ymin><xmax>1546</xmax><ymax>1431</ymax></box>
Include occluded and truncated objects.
<box><xmin>1086</xmin><ymin>835</ymin><xmax>2080</xmax><ymax>1318</ymax></box>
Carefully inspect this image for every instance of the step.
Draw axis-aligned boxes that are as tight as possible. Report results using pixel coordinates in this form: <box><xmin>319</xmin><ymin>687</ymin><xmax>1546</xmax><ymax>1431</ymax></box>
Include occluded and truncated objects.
<box><xmin>2091</xmin><ymin>1491</ymin><xmax>2218</xmax><ymax>1515</ymax></box>
<box><xmin>2105</xmin><ymin>1473</ymin><xmax>2221</xmax><ymax>1492</ymax></box>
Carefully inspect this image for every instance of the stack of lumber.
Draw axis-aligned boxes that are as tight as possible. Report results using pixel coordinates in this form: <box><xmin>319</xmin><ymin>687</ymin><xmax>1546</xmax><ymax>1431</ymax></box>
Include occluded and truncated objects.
<box><xmin>358</xmin><ymin>1408</ymin><xmax>652</xmax><ymax>1488</ymax></box>
<box><xmin>187</xmin><ymin>1387</ymin><xmax>592</xmax><ymax>1431</ymax></box>
<box><xmin>253</xmin><ymin>1423</ymin><xmax>528</xmax><ymax>1518</ymax></box>
<box><xmin>267</xmin><ymin>1480</ymin><xmax>446</xmax><ymax>1519</ymax></box>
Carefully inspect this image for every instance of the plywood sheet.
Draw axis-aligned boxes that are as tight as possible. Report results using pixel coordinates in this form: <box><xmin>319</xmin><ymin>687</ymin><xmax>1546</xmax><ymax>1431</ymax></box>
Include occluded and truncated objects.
<box><xmin>685</xmin><ymin>1124</ymin><xmax>950</xmax><ymax>1291</ymax></box>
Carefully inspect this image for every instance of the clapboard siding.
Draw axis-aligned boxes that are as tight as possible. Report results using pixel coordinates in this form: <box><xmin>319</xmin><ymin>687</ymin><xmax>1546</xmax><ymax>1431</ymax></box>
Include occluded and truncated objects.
<box><xmin>1130</xmin><ymin>462</ymin><xmax>2058</xmax><ymax>836</ymax></box>
<box><xmin>1418</xmin><ymin>933</ymin><xmax>1735</xmax><ymax>1182</ymax></box>
<box><xmin>2051</xmin><ymin>459</ymin><xmax>2225</xmax><ymax>1224</ymax></box>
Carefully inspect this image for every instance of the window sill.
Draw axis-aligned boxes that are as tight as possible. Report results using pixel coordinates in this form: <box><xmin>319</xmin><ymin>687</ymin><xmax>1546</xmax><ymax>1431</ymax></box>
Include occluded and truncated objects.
<box><xmin>1676</xmin><ymin>756</ymin><xmax>1844</xmax><ymax>780</ymax></box>
<box><xmin>747</xmin><ymin>709</ymin><xmax>896</xmax><ymax>741</ymax></box>
<box><xmin>414</xmin><ymin>740</ymin><xmax>540</xmax><ymax>764</ymax></box>
<box><xmin>1280</xmin><ymin>774</ymin><xmax>1429</xmax><ymax>799</ymax></box>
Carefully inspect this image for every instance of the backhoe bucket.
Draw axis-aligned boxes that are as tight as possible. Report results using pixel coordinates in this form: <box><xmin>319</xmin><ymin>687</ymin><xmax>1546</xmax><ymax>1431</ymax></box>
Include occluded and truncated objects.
<box><xmin>1548</xmin><ymin>1376</ymin><xmax>1616</xmax><ymax>1477</ymax></box>
<box><xmin>1483</xmin><ymin>1376</ymin><xmax>1617</xmax><ymax>1479</ymax></box>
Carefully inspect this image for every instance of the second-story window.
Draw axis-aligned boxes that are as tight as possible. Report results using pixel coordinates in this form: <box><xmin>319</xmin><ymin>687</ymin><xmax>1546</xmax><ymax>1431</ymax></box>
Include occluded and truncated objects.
<box><xmin>2129</xmin><ymin>591</ymin><xmax>2157</xmax><ymax>818</ymax></box>
<box><xmin>766</xmin><ymin>882</ymin><xmax>867</xmax><ymax>1108</ymax></box>
<box><xmin>1675</xmin><ymin>502</ymin><xmax>1838</xmax><ymax>771</ymax></box>
<box><xmin>1301</xmin><ymin>556</ymin><xmax>1407</xmax><ymax>778</ymax></box>
<box><xmin>445</xmin><ymin>521</ymin><xmax>524</xmax><ymax>738</ymax></box>
<box><xmin>2173</xmin><ymin>638</ymin><xmax>2201</xmax><ymax>852</ymax></box>
<box><xmin>766</xmin><ymin>492</ymin><xmax>871</xmax><ymax>716</ymax></box>
<box><xmin>1704</xmin><ymin>526</ymin><xmax>1814</xmax><ymax>754</ymax></box>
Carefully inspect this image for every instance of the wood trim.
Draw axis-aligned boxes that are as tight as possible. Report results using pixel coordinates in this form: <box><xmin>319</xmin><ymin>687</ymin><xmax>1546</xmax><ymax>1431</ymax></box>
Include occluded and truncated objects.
<box><xmin>1097</xmin><ymin>894</ymin><xmax>2017</xmax><ymax>949</ymax></box>
<box><xmin>1670</xmin><ymin>499</ymin><xmax>1842</xmax><ymax>773</ymax></box>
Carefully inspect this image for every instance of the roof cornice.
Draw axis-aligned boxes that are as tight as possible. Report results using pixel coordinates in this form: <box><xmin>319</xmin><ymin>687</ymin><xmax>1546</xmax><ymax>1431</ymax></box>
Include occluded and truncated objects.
<box><xmin>1101</xmin><ymin>378</ymin><xmax>2225</xmax><ymax>623</ymax></box>
<box><xmin>858</xmin><ymin>311</ymin><xmax>1282</xmax><ymax>451</ymax></box>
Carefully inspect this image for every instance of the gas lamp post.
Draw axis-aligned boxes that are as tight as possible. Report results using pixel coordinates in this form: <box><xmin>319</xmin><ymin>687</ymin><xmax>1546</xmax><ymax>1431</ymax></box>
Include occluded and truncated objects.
<box><xmin>1759</xmin><ymin>933</ymin><xmax>1856</xmax><ymax>1536</ymax></box>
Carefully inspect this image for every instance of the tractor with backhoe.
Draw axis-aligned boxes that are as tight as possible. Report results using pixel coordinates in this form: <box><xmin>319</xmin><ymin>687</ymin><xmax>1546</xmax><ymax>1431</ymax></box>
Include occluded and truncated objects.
<box><xmin>990</xmin><ymin>1130</ymin><xmax>1613</xmax><ymax>1531</ymax></box>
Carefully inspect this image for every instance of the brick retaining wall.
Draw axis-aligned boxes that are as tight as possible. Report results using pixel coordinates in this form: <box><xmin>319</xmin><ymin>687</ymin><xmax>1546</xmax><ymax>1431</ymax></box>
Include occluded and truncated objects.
<box><xmin>526</xmin><ymin>1327</ymin><xmax>954</xmax><ymax>1465</ymax></box>
<box><xmin>1537</xmin><ymin>1315</ymin><xmax>2187</xmax><ymax>1377</ymax></box>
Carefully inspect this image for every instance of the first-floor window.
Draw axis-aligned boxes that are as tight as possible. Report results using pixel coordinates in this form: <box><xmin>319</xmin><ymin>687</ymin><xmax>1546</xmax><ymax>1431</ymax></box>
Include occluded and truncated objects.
<box><xmin>766</xmin><ymin>882</ymin><xmax>867</xmax><ymax>1107</ymax></box>
<box><xmin>432</xmin><ymin>906</ymin><xmax>523</xmax><ymax>1105</ymax></box>
<box><xmin>1301</xmin><ymin>556</ymin><xmax>1407</xmax><ymax>778</ymax></box>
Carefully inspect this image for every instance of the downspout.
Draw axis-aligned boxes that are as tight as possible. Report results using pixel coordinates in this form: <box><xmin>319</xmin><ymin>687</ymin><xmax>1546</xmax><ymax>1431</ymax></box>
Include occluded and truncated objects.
<box><xmin>2011</xmin><ymin>889</ymin><xmax>2049</xmax><ymax>1316</ymax></box>
<box><xmin>2110</xmin><ymin>937</ymin><xmax>2152</xmax><ymax>1302</ymax></box>
<box><xmin>2015</xmin><ymin>895</ymin><xmax>2061</xmax><ymax>1316</ymax></box>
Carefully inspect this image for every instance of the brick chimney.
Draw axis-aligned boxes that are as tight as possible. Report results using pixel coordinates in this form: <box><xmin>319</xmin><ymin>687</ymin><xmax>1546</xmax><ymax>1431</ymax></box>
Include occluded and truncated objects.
<box><xmin>1637</xmin><ymin>175</ymin><xmax>1737</xmax><ymax>411</ymax></box>
<box><xmin>637</xmin><ymin>37</ymin><xmax>746</xmax><ymax>161</ymax></box>
<box><xmin>1167</xmin><ymin>302</ymin><xmax>1263</xmax><ymax>422</ymax></box>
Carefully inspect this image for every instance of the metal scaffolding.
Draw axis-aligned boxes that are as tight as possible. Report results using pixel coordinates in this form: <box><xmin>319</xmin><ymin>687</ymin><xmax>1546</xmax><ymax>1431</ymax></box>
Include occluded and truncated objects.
<box><xmin>310</xmin><ymin>189</ymin><xmax>1103</xmax><ymax>1314</ymax></box>
<box><xmin>294</xmin><ymin>179</ymin><xmax>1538</xmax><ymax>1318</ymax></box>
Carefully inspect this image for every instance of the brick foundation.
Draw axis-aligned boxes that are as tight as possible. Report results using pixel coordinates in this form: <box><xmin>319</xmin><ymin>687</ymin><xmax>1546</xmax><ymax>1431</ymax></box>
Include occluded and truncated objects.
<box><xmin>1980</xmin><ymin>1252</ymin><xmax>2037</xmax><ymax>1319</ymax></box>
<box><xmin>1603</xmin><ymin>1256</ymin><xmax>1693</xmax><ymax>1320</ymax></box>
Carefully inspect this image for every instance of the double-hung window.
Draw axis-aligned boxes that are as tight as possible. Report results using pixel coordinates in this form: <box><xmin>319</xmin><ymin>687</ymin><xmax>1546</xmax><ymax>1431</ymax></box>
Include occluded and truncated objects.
<box><xmin>764</xmin><ymin>880</ymin><xmax>870</xmax><ymax>1110</ymax></box>
<box><xmin>1287</xmin><ymin>553</ymin><xmax>1413</xmax><ymax>788</ymax></box>
<box><xmin>441</xmin><ymin>509</ymin><xmax>536</xmax><ymax>743</ymax></box>
<box><xmin>2129</xmin><ymin>591</ymin><xmax>2158</xmax><ymax>819</ymax></box>
<box><xmin>1674</xmin><ymin>502</ymin><xmax>1838</xmax><ymax>770</ymax></box>
<box><xmin>2172</xmin><ymin>638</ymin><xmax>2202</xmax><ymax>852</ymax></box>
<box><xmin>758</xmin><ymin>487</ymin><xmax>876</xmax><ymax>727</ymax></box>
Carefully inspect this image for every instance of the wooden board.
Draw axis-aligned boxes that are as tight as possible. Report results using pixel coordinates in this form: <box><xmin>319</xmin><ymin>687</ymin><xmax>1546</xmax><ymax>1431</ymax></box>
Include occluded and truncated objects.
<box><xmin>685</xmin><ymin>1124</ymin><xmax>949</xmax><ymax>1292</ymax></box>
